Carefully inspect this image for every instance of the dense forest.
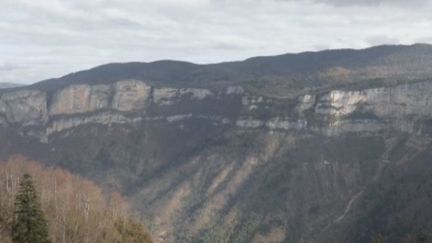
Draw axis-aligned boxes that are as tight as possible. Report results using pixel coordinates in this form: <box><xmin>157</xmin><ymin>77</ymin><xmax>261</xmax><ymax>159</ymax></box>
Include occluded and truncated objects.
<box><xmin>0</xmin><ymin>156</ymin><xmax>152</xmax><ymax>243</ymax></box>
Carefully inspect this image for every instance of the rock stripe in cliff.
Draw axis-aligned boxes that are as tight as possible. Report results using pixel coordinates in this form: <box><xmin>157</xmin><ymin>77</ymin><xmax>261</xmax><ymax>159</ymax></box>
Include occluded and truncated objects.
<box><xmin>2</xmin><ymin>79</ymin><xmax>432</xmax><ymax>137</ymax></box>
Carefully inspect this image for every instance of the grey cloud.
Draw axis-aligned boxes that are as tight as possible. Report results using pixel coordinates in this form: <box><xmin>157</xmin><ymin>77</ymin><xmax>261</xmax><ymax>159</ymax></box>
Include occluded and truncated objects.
<box><xmin>324</xmin><ymin>0</ymin><xmax>429</xmax><ymax>6</ymax></box>
<box><xmin>279</xmin><ymin>0</ymin><xmax>431</xmax><ymax>6</ymax></box>
<box><xmin>366</xmin><ymin>35</ymin><xmax>401</xmax><ymax>46</ymax></box>
<box><xmin>0</xmin><ymin>63</ymin><xmax>24</xmax><ymax>72</ymax></box>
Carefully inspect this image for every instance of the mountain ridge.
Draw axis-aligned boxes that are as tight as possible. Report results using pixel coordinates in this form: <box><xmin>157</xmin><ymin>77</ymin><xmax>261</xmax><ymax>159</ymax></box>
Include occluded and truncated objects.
<box><xmin>0</xmin><ymin>82</ymin><xmax>25</xmax><ymax>89</ymax></box>
<box><xmin>1</xmin><ymin>43</ymin><xmax>432</xmax><ymax>242</ymax></box>
<box><xmin>13</xmin><ymin>43</ymin><xmax>432</xmax><ymax>96</ymax></box>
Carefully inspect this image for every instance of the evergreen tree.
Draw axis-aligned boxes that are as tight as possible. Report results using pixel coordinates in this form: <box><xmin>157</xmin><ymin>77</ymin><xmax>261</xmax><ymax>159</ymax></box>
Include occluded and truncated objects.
<box><xmin>12</xmin><ymin>174</ymin><xmax>50</xmax><ymax>243</ymax></box>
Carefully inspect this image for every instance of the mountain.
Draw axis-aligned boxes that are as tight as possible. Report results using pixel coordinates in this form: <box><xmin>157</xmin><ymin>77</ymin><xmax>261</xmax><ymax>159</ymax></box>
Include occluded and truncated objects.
<box><xmin>1</xmin><ymin>44</ymin><xmax>432</xmax><ymax>242</ymax></box>
<box><xmin>25</xmin><ymin>43</ymin><xmax>432</xmax><ymax>97</ymax></box>
<box><xmin>0</xmin><ymin>83</ymin><xmax>24</xmax><ymax>89</ymax></box>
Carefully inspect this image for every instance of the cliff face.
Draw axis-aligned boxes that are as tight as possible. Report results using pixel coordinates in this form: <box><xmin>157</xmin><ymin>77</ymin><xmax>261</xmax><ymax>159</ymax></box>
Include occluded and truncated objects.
<box><xmin>2</xmin><ymin>45</ymin><xmax>432</xmax><ymax>243</ymax></box>
<box><xmin>0</xmin><ymin>80</ymin><xmax>215</xmax><ymax>134</ymax></box>
<box><xmin>2</xmin><ymin>79</ymin><xmax>431</xmax><ymax>138</ymax></box>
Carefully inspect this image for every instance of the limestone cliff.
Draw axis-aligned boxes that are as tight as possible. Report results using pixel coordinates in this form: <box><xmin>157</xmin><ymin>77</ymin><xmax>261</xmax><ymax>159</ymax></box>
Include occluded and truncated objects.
<box><xmin>1</xmin><ymin>78</ymin><xmax>431</xmax><ymax>138</ymax></box>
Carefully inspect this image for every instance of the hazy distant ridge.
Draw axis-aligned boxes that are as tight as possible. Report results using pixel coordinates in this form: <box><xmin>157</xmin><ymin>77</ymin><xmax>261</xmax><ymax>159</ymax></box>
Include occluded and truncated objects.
<box><xmin>0</xmin><ymin>82</ymin><xmax>24</xmax><ymax>89</ymax></box>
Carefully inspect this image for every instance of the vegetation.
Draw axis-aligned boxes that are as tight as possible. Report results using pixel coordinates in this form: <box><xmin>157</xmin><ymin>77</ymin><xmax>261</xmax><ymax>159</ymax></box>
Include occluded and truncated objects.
<box><xmin>371</xmin><ymin>232</ymin><xmax>431</xmax><ymax>243</ymax></box>
<box><xmin>0</xmin><ymin>156</ymin><xmax>152</xmax><ymax>243</ymax></box>
<box><xmin>372</xmin><ymin>234</ymin><xmax>384</xmax><ymax>243</ymax></box>
<box><xmin>12</xmin><ymin>173</ymin><xmax>51</xmax><ymax>243</ymax></box>
<box><xmin>415</xmin><ymin>232</ymin><xmax>428</xmax><ymax>243</ymax></box>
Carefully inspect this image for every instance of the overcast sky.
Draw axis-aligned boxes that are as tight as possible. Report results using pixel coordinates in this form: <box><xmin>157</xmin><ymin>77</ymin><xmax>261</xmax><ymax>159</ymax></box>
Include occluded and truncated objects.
<box><xmin>1</xmin><ymin>0</ymin><xmax>432</xmax><ymax>84</ymax></box>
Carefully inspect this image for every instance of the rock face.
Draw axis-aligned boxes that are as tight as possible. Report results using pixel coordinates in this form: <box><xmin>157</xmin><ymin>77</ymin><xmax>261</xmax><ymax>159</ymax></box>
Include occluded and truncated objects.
<box><xmin>2</xmin><ymin>45</ymin><xmax>432</xmax><ymax>243</ymax></box>
<box><xmin>0</xmin><ymin>90</ymin><xmax>47</xmax><ymax>125</ymax></box>
<box><xmin>2</xmin><ymin>79</ymin><xmax>431</xmax><ymax>138</ymax></box>
<box><xmin>112</xmin><ymin>80</ymin><xmax>151</xmax><ymax>111</ymax></box>
<box><xmin>49</xmin><ymin>80</ymin><xmax>152</xmax><ymax>115</ymax></box>
<box><xmin>315</xmin><ymin>82</ymin><xmax>432</xmax><ymax>118</ymax></box>
<box><xmin>50</xmin><ymin>84</ymin><xmax>111</xmax><ymax>115</ymax></box>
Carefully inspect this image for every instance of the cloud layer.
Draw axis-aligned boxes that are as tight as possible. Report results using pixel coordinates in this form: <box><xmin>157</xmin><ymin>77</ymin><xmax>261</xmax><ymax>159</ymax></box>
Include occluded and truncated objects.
<box><xmin>1</xmin><ymin>0</ymin><xmax>432</xmax><ymax>84</ymax></box>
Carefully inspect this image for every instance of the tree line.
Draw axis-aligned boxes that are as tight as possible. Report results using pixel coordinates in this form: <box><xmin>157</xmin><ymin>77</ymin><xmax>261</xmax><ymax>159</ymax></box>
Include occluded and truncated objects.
<box><xmin>0</xmin><ymin>156</ymin><xmax>152</xmax><ymax>243</ymax></box>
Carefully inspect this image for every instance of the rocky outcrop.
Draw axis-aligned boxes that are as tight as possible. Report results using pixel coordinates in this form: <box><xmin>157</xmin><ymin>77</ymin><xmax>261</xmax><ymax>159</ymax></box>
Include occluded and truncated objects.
<box><xmin>2</xmin><ymin>79</ymin><xmax>432</xmax><ymax>139</ymax></box>
<box><xmin>50</xmin><ymin>84</ymin><xmax>111</xmax><ymax>115</ymax></box>
<box><xmin>49</xmin><ymin>80</ymin><xmax>152</xmax><ymax>115</ymax></box>
<box><xmin>314</xmin><ymin>81</ymin><xmax>432</xmax><ymax>118</ymax></box>
<box><xmin>0</xmin><ymin>90</ymin><xmax>47</xmax><ymax>125</ymax></box>
<box><xmin>0</xmin><ymin>80</ymin><xmax>218</xmax><ymax>135</ymax></box>
<box><xmin>112</xmin><ymin>80</ymin><xmax>151</xmax><ymax>111</ymax></box>
<box><xmin>46</xmin><ymin>112</ymin><xmax>143</xmax><ymax>135</ymax></box>
<box><xmin>153</xmin><ymin>87</ymin><xmax>213</xmax><ymax>105</ymax></box>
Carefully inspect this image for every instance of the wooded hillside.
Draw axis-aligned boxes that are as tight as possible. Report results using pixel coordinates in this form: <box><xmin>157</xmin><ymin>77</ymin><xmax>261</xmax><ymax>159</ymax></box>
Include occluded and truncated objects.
<box><xmin>0</xmin><ymin>156</ymin><xmax>152</xmax><ymax>243</ymax></box>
